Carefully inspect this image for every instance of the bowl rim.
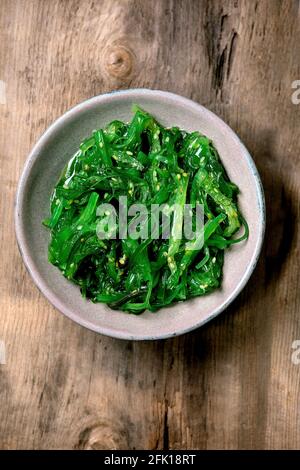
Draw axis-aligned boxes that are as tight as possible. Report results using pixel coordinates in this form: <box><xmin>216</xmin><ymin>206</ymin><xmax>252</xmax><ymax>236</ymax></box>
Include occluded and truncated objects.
<box><xmin>15</xmin><ymin>88</ymin><xmax>266</xmax><ymax>340</ymax></box>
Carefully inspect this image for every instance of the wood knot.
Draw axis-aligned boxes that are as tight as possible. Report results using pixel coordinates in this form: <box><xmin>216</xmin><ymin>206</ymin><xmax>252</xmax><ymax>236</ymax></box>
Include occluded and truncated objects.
<box><xmin>76</xmin><ymin>422</ymin><xmax>128</xmax><ymax>450</ymax></box>
<box><xmin>104</xmin><ymin>45</ymin><xmax>134</xmax><ymax>79</ymax></box>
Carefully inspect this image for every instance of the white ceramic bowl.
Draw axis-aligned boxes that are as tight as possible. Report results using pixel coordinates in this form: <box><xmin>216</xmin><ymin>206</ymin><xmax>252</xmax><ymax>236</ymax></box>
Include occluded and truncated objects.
<box><xmin>15</xmin><ymin>89</ymin><xmax>265</xmax><ymax>340</ymax></box>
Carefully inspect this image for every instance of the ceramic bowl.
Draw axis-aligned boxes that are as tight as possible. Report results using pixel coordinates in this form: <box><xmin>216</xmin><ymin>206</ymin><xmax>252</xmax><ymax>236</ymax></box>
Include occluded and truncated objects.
<box><xmin>15</xmin><ymin>89</ymin><xmax>265</xmax><ymax>340</ymax></box>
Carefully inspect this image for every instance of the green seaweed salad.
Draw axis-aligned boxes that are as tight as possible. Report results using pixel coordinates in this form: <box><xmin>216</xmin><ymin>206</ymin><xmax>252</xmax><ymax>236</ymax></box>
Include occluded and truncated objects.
<box><xmin>44</xmin><ymin>106</ymin><xmax>248</xmax><ymax>314</ymax></box>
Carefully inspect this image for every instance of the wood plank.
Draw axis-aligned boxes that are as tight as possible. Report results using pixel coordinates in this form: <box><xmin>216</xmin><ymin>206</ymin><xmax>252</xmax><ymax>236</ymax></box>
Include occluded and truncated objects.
<box><xmin>0</xmin><ymin>0</ymin><xmax>299</xmax><ymax>449</ymax></box>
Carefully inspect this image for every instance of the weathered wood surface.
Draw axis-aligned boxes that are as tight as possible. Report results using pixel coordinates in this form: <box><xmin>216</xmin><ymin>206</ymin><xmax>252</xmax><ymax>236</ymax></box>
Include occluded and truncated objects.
<box><xmin>0</xmin><ymin>0</ymin><xmax>300</xmax><ymax>450</ymax></box>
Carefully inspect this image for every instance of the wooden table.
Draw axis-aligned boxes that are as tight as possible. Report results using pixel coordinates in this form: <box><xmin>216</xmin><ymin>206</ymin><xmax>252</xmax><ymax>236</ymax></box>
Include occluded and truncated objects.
<box><xmin>1</xmin><ymin>0</ymin><xmax>300</xmax><ymax>450</ymax></box>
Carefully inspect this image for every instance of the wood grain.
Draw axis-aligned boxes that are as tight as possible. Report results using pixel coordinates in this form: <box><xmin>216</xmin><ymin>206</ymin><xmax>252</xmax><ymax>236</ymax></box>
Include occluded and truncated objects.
<box><xmin>0</xmin><ymin>0</ymin><xmax>300</xmax><ymax>450</ymax></box>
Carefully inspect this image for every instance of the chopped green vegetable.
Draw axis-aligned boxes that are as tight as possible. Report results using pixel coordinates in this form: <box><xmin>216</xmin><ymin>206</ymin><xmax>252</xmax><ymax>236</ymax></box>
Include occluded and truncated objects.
<box><xmin>44</xmin><ymin>106</ymin><xmax>248</xmax><ymax>313</ymax></box>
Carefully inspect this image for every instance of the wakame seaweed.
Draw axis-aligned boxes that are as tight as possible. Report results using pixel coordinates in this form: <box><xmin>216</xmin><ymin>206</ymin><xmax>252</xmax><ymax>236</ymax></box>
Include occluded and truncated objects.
<box><xmin>44</xmin><ymin>106</ymin><xmax>248</xmax><ymax>314</ymax></box>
